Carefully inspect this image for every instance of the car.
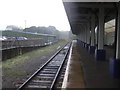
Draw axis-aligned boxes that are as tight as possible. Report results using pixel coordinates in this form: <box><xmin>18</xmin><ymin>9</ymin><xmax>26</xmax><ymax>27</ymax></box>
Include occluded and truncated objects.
<box><xmin>5</xmin><ymin>37</ymin><xmax>16</xmax><ymax>40</ymax></box>
<box><xmin>16</xmin><ymin>37</ymin><xmax>27</xmax><ymax>40</ymax></box>
<box><xmin>0</xmin><ymin>36</ymin><xmax>7</xmax><ymax>40</ymax></box>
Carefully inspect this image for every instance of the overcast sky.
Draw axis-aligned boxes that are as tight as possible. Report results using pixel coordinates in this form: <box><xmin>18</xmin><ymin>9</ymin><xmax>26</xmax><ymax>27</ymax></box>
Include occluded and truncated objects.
<box><xmin>0</xmin><ymin>0</ymin><xmax>70</xmax><ymax>31</ymax></box>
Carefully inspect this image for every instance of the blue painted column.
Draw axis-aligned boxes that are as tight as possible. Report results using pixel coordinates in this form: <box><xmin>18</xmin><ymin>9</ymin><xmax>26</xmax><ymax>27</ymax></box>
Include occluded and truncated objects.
<box><xmin>89</xmin><ymin>14</ymin><xmax>95</xmax><ymax>54</ymax></box>
<box><xmin>80</xmin><ymin>30</ymin><xmax>83</xmax><ymax>46</ymax></box>
<box><xmin>83</xmin><ymin>25</ymin><xmax>87</xmax><ymax>48</ymax></box>
<box><xmin>78</xmin><ymin>28</ymin><xmax>82</xmax><ymax>45</ymax></box>
<box><xmin>109</xmin><ymin>2</ymin><xmax>120</xmax><ymax>78</ymax></box>
<box><xmin>79</xmin><ymin>26</ymin><xmax>84</xmax><ymax>47</ymax></box>
<box><xmin>86</xmin><ymin>23</ymin><xmax>90</xmax><ymax>50</ymax></box>
<box><xmin>81</xmin><ymin>27</ymin><xmax>84</xmax><ymax>46</ymax></box>
<box><xmin>95</xmin><ymin>7</ymin><xmax>106</xmax><ymax>61</ymax></box>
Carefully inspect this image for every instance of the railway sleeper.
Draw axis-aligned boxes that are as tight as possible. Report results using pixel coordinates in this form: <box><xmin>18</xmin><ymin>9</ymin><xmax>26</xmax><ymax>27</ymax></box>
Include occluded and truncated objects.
<box><xmin>38</xmin><ymin>73</ymin><xmax>55</xmax><ymax>76</ymax></box>
<box><xmin>27</xmin><ymin>85</ymin><xmax>49</xmax><ymax>88</ymax></box>
<box><xmin>26</xmin><ymin>82</ymin><xmax>52</xmax><ymax>86</ymax></box>
<box><xmin>35</xmin><ymin>76</ymin><xmax>55</xmax><ymax>80</ymax></box>
<box><xmin>31</xmin><ymin>80</ymin><xmax>51</xmax><ymax>83</ymax></box>
<box><xmin>46</xmin><ymin>65</ymin><xmax>59</xmax><ymax>67</ymax></box>
<box><xmin>43</xmin><ymin>69</ymin><xmax>58</xmax><ymax>71</ymax></box>
<box><xmin>40</xmin><ymin>71</ymin><xmax>57</xmax><ymax>73</ymax></box>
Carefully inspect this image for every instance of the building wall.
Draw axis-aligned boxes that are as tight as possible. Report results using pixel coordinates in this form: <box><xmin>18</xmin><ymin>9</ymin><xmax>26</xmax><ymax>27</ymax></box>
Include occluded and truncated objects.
<box><xmin>105</xmin><ymin>31</ymin><xmax>115</xmax><ymax>45</ymax></box>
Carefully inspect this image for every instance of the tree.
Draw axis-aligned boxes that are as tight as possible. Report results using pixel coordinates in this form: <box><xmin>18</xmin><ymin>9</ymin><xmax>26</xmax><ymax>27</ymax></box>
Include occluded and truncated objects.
<box><xmin>23</xmin><ymin>25</ymin><xmax>60</xmax><ymax>37</ymax></box>
<box><xmin>6</xmin><ymin>25</ymin><xmax>22</xmax><ymax>31</ymax></box>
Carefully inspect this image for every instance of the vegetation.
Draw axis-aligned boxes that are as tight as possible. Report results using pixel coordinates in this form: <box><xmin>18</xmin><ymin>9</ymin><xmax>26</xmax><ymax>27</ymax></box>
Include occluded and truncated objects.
<box><xmin>23</xmin><ymin>26</ymin><xmax>59</xmax><ymax>36</ymax></box>
<box><xmin>2</xmin><ymin>25</ymin><xmax>73</xmax><ymax>40</ymax></box>
<box><xmin>2</xmin><ymin>41</ymin><xmax>66</xmax><ymax>69</ymax></box>
<box><xmin>2</xmin><ymin>30</ymin><xmax>56</xmax><ymax>39</ymax></box>
<box><xmin>6</xmin><ymin>25</ymin><xmax>23</xmax><ymax>31</ymax></box>
<box><xmin>3</xmin><ymin>25</ymin><xmax>60</xmax><ymax>39</ymax></box>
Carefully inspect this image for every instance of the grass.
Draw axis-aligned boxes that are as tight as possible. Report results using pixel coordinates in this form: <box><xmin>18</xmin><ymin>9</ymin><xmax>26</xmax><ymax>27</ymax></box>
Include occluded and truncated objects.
<box><xmin>4</xmin><ymin>69</ymin><xmax>27</xmax><ymax>76</ymax></box>
<box><xmin>2</xmin><ymin>40</ymin><xmax>67</xmax><ymax>74</ymax></box>
<box><xmin>1</xmin><ymin>39</ymin><xmax>69</xmax><ymax>88</ymax></box>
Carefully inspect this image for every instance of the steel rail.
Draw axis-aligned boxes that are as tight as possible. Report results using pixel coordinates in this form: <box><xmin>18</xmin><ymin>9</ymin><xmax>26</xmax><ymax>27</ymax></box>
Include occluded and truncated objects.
<box><xmin>50</xmin><ymin>42</ymin><xmax>72</xmax><ymax>90</ymax></box>
<box><xmin>17</xmin><ymin>42</ymin><xmax>69</xmax><ymax>90</ymax></box>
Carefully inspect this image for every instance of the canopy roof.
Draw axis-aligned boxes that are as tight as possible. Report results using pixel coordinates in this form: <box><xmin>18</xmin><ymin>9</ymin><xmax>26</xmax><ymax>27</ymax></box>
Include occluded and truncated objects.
<box><xmin>63</xmin><ymin>1</ymin><xmax>118</xmax><ymax>34</ymax></box>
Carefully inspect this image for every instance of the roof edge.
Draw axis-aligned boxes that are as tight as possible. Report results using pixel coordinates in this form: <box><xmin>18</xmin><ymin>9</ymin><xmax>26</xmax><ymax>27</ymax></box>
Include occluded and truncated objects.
<box><xmin>62</xmin><ymin>0</ymin><xmax>119</xmax><ymax>2</ymax></box>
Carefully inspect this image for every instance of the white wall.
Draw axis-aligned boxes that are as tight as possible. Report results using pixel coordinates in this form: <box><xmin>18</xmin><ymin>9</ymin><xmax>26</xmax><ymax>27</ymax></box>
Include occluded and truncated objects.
<box><xmin>105</xmin><ymin>31</ymin><xmax>115</xmax><ymax>45</ymax></box>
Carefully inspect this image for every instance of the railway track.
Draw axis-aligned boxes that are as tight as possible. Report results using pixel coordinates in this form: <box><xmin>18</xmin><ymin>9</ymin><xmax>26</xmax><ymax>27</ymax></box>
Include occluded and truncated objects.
<box><xmin>16</xmin><ymin>41</ymin><xmax>72</xmax><ymax>89</ymax></box>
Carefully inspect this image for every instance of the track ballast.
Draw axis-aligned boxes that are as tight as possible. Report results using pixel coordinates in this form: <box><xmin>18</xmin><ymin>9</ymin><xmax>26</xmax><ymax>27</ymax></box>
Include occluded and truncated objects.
<box><xmin>17</xmin><ymin>42</ymin><xmax>72</xmax><ymax>89</ymax></box>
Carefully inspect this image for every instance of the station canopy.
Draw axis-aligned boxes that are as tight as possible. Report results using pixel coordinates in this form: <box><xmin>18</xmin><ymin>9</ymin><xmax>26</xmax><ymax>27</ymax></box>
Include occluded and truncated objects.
<box><xmin>62</xmin><ymin>0</ymin><xmax>119</xmax><ymax>35</ymax></box>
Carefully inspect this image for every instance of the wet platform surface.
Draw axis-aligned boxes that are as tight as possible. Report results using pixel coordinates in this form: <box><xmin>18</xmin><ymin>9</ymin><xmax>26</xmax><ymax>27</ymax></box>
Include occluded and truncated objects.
<box><xmin>62</xmin><ymin>40</ymin><xmax>85</xmax><ymax>88</ymax></box>
<box><xmin>62</xmin><ymin>40</ymin><xmax>120</xmax><ymax>88</ymax></box>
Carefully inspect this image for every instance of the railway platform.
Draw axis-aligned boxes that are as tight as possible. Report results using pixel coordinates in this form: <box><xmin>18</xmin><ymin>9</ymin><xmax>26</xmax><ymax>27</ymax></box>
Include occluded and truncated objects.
<box><xmin>62</xmin><ymin>40</ymin><xmax>120</xmax><ymax>88</ymax></box>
